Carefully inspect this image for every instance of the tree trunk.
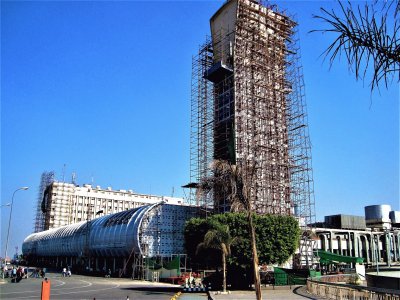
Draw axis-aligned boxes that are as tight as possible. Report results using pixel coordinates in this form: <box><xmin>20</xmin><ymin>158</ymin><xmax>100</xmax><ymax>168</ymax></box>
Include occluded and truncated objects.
<box><xmin>222</xmin><ymin>251</ymin><xmax>227</xmax><ymax>293</ymax></box>
<box><xmin>248</xmin><ymin>212</ymin><xmax>262</xmax><ymax>300</ymax></box>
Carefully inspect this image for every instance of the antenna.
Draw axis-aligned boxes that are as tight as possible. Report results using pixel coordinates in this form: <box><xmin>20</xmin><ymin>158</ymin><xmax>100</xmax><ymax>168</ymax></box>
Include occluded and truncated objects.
<box><xmin>62</xmin><ymin>164</ymin><xmax>66</xmax><ymax>182</ymax></box>
<box><xmin>171</xmin><ymin>187</ymin><xmax>175</xmax><ymax>197</ymax></box>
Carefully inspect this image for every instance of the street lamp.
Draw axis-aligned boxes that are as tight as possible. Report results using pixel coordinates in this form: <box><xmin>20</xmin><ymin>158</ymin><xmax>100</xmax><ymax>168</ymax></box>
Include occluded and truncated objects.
<box><xmin>1</xmin><ymin>203</ymin><xmax>11</xmax><ymax>278</ymax></box>
<box><xmin>4</xmin><ymin>187</ymin><xmax>29</xmax><ymax>265</ymax></box>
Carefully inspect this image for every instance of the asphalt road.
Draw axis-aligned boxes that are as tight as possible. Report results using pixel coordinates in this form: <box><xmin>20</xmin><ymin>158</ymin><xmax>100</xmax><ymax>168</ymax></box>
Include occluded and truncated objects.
<box><xmin>0</xmin><ymin>272</ymin><xmax>184</xmax><ymax>299</ymax></box>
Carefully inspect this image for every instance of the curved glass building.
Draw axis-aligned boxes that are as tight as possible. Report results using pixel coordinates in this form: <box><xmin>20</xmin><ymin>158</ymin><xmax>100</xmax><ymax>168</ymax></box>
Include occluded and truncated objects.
<box><xmin>22</xmin><ymin>202</ymin><xmax>198</xmax><ymax>277</ymax></box>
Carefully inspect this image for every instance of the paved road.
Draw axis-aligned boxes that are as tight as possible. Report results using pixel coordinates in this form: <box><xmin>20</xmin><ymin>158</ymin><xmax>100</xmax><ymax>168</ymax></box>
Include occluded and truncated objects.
<box><xmin>0</xmin><ymin>272</ymin><xmax>181</xmax><ymax>299</ymax></box>
<box><xmin>179</xmin><ymin>293</ymin><xmax>209</xmax><ymax>300</ymax></box>
<box><xmin>0</xmin><ymin>273</ymin><xmax>320</xmax><ymax>299</ymax></box>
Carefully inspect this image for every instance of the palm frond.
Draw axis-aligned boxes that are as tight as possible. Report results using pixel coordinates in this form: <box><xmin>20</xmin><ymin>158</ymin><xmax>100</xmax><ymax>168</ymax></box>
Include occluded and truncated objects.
<box><xmin>312</xmin><ymin>0</ymin><xmax>400</xmax><ymax>90</ymax></box>
<box><xmin>196</xmin><ymin>222</ymin><xmax>236</xmax><ymax>256</ymax></box>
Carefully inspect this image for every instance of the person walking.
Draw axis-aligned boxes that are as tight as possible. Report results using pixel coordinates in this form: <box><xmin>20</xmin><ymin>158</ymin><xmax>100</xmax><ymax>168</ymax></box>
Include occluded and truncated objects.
<box><xmin>2</xmin><ymin>265</ymin><xmax>7</xmax><ymax>278</ymax></box>
<box><xmin>102</xmin><ymin>266</ymin><xmax>107</xmax><ymax>277</ymax></box>
<box><xmin>16</xmin><ymin>267</ymin><xmax>23</xmax><ymax>282</ymax></box>
<box><xmin>11</xmin><ymin>267</ymin><xmax>17</xmax><ymax>282</ymax></box>
<box><xmin>40</xmin><ymin>268</ymin><xmax>45</xmax><ymax>278</ymax></box>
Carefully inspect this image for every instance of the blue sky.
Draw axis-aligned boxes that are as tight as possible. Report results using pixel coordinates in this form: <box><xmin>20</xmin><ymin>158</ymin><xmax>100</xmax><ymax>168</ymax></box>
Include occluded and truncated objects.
<box><xmin>1</xmin><ymin>0</ymin><xmax>398</xmax><ymax>257</ymax></box>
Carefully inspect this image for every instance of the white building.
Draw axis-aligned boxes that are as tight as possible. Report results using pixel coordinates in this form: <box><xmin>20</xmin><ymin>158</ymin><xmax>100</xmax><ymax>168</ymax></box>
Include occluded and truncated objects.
<box><xmin>38</xmin><ymin>181</ymin><xmax>186</xmax><ymax>230</ymax></box>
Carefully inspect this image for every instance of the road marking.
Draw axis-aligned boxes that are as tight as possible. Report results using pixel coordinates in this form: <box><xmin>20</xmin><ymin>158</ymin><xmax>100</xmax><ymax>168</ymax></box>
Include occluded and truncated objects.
<box><xmin>171</xmin><ymin>290</ymin><xmax>182</xmax><ymax>300</ymax></box>
<box><xmin>18</xmin><ymin>283</ymin><xmax>121</xmax><ymax>298</ymax></box>
<box><xmin>49</xmin><ymin>279</ymin><xmax>66</xmax><ymax>287</ymax></box>
<box><xmin>0</xmin><ymin>279</ymin><xmax>93</xmax><ymax>295</ymax></box>
<box><xmin>50</xmin><ymin>279</ymin><xmax>93</xmax><ymax>291</ymax></box>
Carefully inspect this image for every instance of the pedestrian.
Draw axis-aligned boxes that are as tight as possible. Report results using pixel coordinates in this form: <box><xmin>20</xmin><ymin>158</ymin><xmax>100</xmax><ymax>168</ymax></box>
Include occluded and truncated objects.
<box><xmin>62</xmin><ymin>267</ymin><xmax>67</xmax><ymax>277</ymax></box>
<box><xmin>17</xmin><ymin>266</ymin><xmax>23</xmax><ymax>282</ymax></box>
<box><xmin>102</xmin><ymin>266</ymin><xmax>107</xmax><ymax>277</ymax></box>
<box><xmin>24</xmin><ymin>267</ymin><xmax>28</xmax><ymax>279</ymax></box>
<box><xmin>11</xmin><ymin>267</ymin><xmax>17</xmax><ymax>283</ymax></box>
<box><xmin>108</xmin><ymin>269</ymin><xmax>112</xmax><ymax>278</ymax></box>
<box><xmin>2</xmin><ymin>265</ymin><xmax>7</xmax><ymax>278</ymax></box>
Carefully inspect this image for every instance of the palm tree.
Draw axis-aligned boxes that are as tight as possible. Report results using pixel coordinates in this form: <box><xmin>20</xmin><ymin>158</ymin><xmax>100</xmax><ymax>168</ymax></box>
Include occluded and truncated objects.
<box><xmin>196</xmin><ymin>220</ymin><xmax>237</xmax><ymax>293</ymax></box>
<box><xmin>197</xmin><ymin>159</ymin><xmax>262</xmax><ymax>300</ymax></box>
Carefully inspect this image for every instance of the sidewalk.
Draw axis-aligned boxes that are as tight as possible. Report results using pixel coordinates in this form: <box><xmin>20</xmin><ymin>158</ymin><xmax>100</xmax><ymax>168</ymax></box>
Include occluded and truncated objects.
<box><xmin>208</xmin><ymin>286</ymin><xmax>322</xmax><ymax>300</ymax></box>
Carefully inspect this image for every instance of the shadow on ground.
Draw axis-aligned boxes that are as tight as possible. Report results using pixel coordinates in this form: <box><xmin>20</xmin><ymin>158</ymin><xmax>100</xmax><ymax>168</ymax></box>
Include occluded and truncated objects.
<box><xmin>120</xmin><ymin>286</ymin><xmax>182</xmax><ymax>293</ymax></box>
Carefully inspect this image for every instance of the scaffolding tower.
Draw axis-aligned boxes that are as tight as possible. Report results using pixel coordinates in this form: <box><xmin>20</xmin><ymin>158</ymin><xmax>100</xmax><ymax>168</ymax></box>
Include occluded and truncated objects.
<box><xmin>189</xmin><ymin>0</ymin><xmax>316</xmax><ymax>267</ymax></box>
<box><xmin>285</xmin><ymin>19</ymin><xmax>317</xmax><ymax>268</ymax></box>
<box><xmin>189</xmin><ymin>38</ymin><xmax>215</xmax><ymax>210</ymax></box>
<box><xmin>33</xmin><ymin>171</ymin><xmax>55</xmax><ymax>233</ymax></box>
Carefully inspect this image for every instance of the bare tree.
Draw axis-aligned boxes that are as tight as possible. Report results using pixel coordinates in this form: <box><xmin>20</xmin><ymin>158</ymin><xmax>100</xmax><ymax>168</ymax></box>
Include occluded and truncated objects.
<box><xmin>197</xmin><ymin>159</ymin><xmax>262</xmax><ymax>300</ymax></box>
<box><xmin>312</xmin><ymin>0</ymin><xmax>400</xmax><ymax>90</ymax></box>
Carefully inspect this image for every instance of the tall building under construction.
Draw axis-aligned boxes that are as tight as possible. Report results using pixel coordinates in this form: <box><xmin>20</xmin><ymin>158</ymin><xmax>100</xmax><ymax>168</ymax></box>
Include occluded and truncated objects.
<box><xmin>190</xmin><ymin>0</ymin><xmax>315</xmax><ymax>226</ymax></box>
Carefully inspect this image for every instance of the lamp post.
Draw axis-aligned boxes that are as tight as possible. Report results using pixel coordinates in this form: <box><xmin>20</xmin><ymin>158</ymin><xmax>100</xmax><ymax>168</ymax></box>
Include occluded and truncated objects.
<box><xmin>1</xmin><ymin>203</ymin><xmax>11</xmax><ymax>279</ymax></box>
<box><xmin>4</xmin><ymin>187</ymin><xmax>29</xmax><ymax>265</ymax></box>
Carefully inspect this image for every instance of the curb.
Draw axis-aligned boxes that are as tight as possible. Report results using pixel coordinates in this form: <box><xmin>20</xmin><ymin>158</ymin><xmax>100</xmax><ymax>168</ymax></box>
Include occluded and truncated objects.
<box><xmin>171</xmin><ymin>291</ymin><xmax>182</xmax><ymax>300</ymax></box>
<box><xmin>183</xmin><ymin>286</ymin><xmax>208</xmax><ymax>292</ymax></box>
